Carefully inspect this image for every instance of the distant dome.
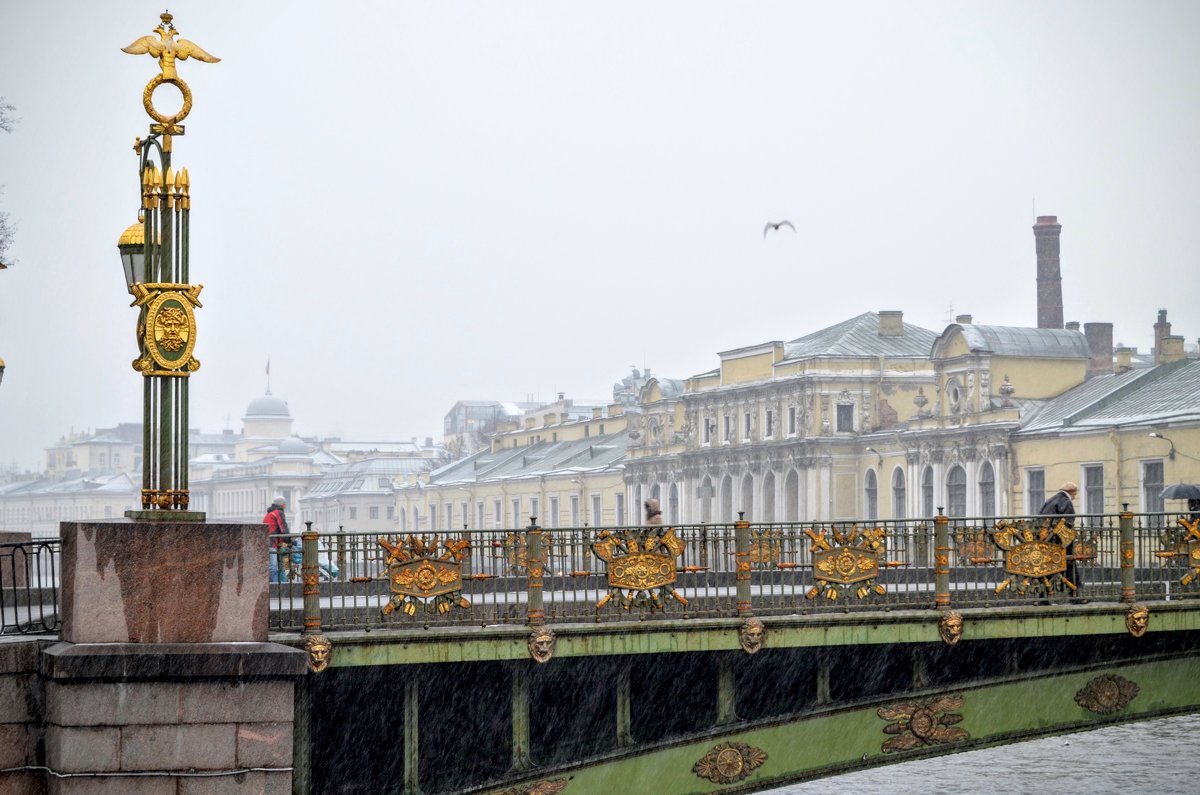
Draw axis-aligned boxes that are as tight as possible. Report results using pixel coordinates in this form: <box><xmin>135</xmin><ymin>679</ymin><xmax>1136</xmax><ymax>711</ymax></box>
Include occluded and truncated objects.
<box><xmin>245</xmin><ymin>394</ymin><xmax>291</xmax><ymax>419</ymax></box>
<box><xmin>278</xmin><ymin>436</ymin><xmax>309</xmax><ymax>455</ymax></box>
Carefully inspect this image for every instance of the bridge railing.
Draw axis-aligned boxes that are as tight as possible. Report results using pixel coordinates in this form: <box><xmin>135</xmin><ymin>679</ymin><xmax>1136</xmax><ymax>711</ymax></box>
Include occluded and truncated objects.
<box><xmin>270</xmin><ymin>509</ymin><xmax>1200</xmax><ymax>633</ymax></box>
<box><xmin>0</xmin><ymin>537</ymin><xmax>61</xmax><ymax>635</ymax></box>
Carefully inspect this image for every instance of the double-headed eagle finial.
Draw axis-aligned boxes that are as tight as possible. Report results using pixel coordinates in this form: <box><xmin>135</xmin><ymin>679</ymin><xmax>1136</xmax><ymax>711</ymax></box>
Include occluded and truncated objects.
<box><xmin>122</xmin><ymin>12</ymin><xmax>220</xmax><ymax>80</ymax></box>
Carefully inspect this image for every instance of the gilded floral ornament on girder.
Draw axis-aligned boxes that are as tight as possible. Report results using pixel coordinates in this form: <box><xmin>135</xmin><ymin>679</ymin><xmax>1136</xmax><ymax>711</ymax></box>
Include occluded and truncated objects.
<box><xmin>878</xmin><ymin>695</ymin><xmax>968</xmax><ymax>752</ymax></box>
<box><xmin>1075</xmin><ymin>674</ymin><xmax>1139</xmax><ymax>714</ymax></box>
<box><xmin>693</xmin><ymin>741</ymin><xmax>767</xmax><ymax>784</ymax></box>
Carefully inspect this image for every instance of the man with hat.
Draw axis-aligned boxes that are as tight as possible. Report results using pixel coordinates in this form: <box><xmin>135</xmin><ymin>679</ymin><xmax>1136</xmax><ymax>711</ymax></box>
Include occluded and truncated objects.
<box><xmin>1040</xmin><ymin>482</ymin><xmax>1082</xmax><ymax>598</ymax></box>
<box><xmin>264</xmin><ymin>496</ymin><xmax>290</xmax><ymax>583</ymax></box>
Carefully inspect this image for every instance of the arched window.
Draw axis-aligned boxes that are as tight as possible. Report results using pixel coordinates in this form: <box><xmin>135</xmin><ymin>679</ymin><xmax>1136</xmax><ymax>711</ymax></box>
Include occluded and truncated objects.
<box><xmin>720</xmin><ymin>475</ymin><xmax>733</xmax><ymax>522</ymax></box>
<box><xmin>784</xmin><ymin>469</ymin><xmax>800</xmax><ymax>522</ymax></box>
<box><xmin>947</xmin><ymin>465</ymin><xmax>967</xmax><ymax>518</ymax></box>
<box><xmin>700</xmin><ymin>476</ymin><xmax>713</xmax><ymax>523</ymax></box>
<box><xmin>922</xmin><ymin>466</ymin><xmax>935</xmax><ymax>517</ymax></box>
<box><xmin>865</xmin><ymin>469</ymin><xmax>878</xmax><ymax>520</ymax></box>
<box><xmin>762</xmin><ymin>472</ymin><xmax>776</xmax><ymax>523</ymax></box>
<box><xmin>740</xmin><ymin>474</ymin><xmax>754</xmax><ymax>520</ymax></box>
<box><xmin>978</xmin><ymin>461</ymin><xmax>995</xmax><ymax>517</ymax></box>
<box><xmin>892</xmin><ymin>467</ymin><xmax>906</xmax><ymax>519</ymax></box>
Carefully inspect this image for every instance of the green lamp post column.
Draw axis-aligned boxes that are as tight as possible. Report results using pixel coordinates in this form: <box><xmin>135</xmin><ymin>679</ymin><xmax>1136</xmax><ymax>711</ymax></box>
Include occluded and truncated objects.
<box><xmin>118</xmin><ymin>12</ymin><xmax>218</xmax><ymax>521</ymax></box>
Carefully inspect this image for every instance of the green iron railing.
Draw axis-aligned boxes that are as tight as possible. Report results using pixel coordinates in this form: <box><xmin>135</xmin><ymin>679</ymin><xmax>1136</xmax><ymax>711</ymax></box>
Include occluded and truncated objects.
<box><xmin>269</xmin><ymin>509</ymin><xmax>1200</xmax><ymax>633</ymax></box>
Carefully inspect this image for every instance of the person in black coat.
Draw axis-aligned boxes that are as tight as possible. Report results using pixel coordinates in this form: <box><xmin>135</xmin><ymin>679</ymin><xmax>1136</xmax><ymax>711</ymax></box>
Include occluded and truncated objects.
<box><xmin>1040</xmin><ymin>482</ymin><xmax>1081</xmax><ymax>595</ymax></box>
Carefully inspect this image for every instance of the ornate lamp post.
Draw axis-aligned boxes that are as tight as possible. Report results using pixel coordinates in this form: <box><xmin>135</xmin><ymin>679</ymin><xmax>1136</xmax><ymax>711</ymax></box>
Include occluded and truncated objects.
<box><xmin>119</xmin><ymin>13</ymin><xmax>218</xmax><ymax>520</ymax></box>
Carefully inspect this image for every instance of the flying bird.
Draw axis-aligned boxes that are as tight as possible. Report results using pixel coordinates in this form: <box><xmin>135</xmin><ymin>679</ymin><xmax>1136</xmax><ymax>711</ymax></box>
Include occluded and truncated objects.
<box><xmin>763</xmin><ymin>220</ymin><xmax>796</xmax><ymax>238</ymax></box>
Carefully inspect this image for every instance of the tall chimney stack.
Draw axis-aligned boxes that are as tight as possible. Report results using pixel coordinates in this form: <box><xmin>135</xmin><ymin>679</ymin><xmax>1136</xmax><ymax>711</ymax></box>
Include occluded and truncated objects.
<box><xmin>1153</xmin><ymin>309</ymin><xmax>1171</xmax><ymax>364</ymax></box>
<box><xmin>1084</xmin><ymin>322</ymin><xmax>1114</xmax><ymax>377</ymax></box>
<box><xmin>1034</xmin><ymin>216</ymin><xmax>1063</xmax><ymax>329</ymax></box>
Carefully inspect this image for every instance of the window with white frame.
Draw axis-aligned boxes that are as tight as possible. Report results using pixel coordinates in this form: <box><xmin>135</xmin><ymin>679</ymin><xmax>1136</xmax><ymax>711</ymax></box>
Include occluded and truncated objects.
<box><xmin>428</xmin><ymin>504</ymin><xmax>437</xmax><ymax>530</ymax></box>
<box><xmin>836</xmin><ymin>404</ymin><xmax>854</xmax><ymax>432</ymax></box>
<box><xmin>978</xmin><ymin>462</ymin><xmax>995</xmax><ymax>517</ymax></box>
<box><xmin>892</xmin><ymin>467</ymin><xmax>906</xmax><ymax>519</ymax></box>
<box><xmin>615</xmin><ymin>493</ymin><xmax>625</xmax><ymax>525</ymax></box>
<box><xmin>511</xmin><ymin>497</ymin><xmax>521</xmax><ymax>527</ymax></box>
<box><xmin>549</xmin><ymin>496</ymin><xmax>559</xmax><ymax>528</ymax></box>
<box><xmin>1026</xmin><ymin>469</ymin><xmax>1045</xmax><ymax>514</ymax></box>
<box><xmin>591</xmin><ymin>494</ymin><xmax>602</xmax><ymax>526</ymax></box>
<box><xmin>1143</xmin><ymin>460</ymin><xmax>1164</xmax><ymax>514</ymax></box>
<box><xmin>530</xmin><ymin>497</ymin><xmax>539</xmax><ymax>522</ymax></box>
<box><xmin>369</xmin><ymin>506</ymin><xmax>379</xmax><ymax>520</ymax></box>
<box><xmin>570</xmin><ymin>495</ymin><xmax>580</xmax><ymax>526</ymax></box>
<box><xmin>493</xmin><ymin>499</ymin><xmax>502</xmax><ymax>528</ymax></box>
<box><xmin>1083</xmin><ymin>464</ymin><xmax>1104</xmax><ymax>514</ymax></box>
<box><xmin>922</xmin><ymin>467</ymin><xmax>935</xmax><ymax>517</ymax></box>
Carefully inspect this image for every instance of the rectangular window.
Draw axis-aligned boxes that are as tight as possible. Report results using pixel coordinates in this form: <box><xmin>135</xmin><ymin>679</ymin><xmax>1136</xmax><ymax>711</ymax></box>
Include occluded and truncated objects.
<box><xmin>493</xmin><ymin>499</ymin><xmax>502</xmax><ymax>528</ymax></box>
<box><xmin>599</xmin><ymin>423</ymin><xmax>605</xmax><ymax>434</ymax></box>
<box><xmin>591</xmin><ymin>494</ymin><xmax>602</xmax><ymax>526</ymax></box>
<box><xmin>530</xmin><ymin>497</ymin><xmax>539</xmax><ymax>522</ymax></box>
<box><xmin>445</xmin><ymin>502</ymin><xmax>454</xmax><ymax>529</ymax></box>
<box><xmin>703</xmin><ymin>417</ymin><xmax>712</xmax><ymax>445</ymax></box>
<box><xmin>788</xmin><ymin>406</ymin><xmax>797</xmax><ymax>435</ymax></box>
<box><xmin>349</xmin><ymin>506</ymin><xmax>358</xmax><ymax>520</ymax></box>
<box><xmin>765</xmin><ymin>409</ymin><xmax>774</xmax><ymax>438</ymax></box>
<box><xmin>1083</xmin><ymin>464</ymin><xmax>1104</xmax><ymax>514</ymax></box>
<box><xmin>1026</xmin><ymin>469</ymin><xmax>1045</xmax><ymax>514</ymax></box>
<box><xmin>836</xmin><ymin>404</ymin><xmax>854</xmax><ymax>432</ymax></box>
<box><xmin>549</xmin><ymin>497</ymin><xmax>559</xmax><ymax>528</ymax></box>
<box><xmin>1143</xmin><ymin>460</ymin><xmax>1165</xmax><ymax>514</ymax></box>
<box><xmin>616</xmin><ymin>493</ymin><xmax>625</xmax><ymax>526</ymax></box>
<box><xmin>743</xmin><ymin>412</ymin><xmax>752</xmax><ymax>440</ymax></box>
<box><xmin>369</xmin><ymin>506</ymin><xmax>379</xmax><ymax>520</ymax></box>
<box><xmin>723</xmin><ymin>415</ymin><xmax>732</xmax><ymax>442</ymax></box>
<box><xmin>570</xmin><ymin>495</ymin><xmax>580</xmax><ymax>526</ymax></box>
<box><xmin>429</xmin><ymin>504</ymin><xmax>437</xmax><ymax>530</ymax></box>
<box><xmin>476</xmin><ymin>501</ymin><xmax>484</xmax><ymax>529</ymax></box>
<box><xmin>387</xmin><ymin>506</ymin><xmax>395</xmax><ymax>520</ymax></box>
<box><xmin>512</xmin><ymin>498</ymin><xmax>521</xmax><ymax>527</ymax></box>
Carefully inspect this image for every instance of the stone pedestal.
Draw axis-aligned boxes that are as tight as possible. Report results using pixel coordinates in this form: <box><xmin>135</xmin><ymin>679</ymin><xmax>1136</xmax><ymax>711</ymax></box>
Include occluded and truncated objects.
<box><xmin>42</xmin><ymin>520</ymin><xmax>307</xmax><ymax>793</ymax></box>
<box><xmin>59</xmin><ymin>521</ymin><xmax>268</xmax><ymax>644</ymax></box>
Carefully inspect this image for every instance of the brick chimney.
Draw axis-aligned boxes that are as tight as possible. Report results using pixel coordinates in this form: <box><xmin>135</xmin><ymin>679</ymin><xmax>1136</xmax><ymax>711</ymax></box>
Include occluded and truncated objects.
<box><xmin>1114</xmin><ymin>347</ymin><xmax>1133</xmax><ymax>373</ymax></box>
<box><xmin>1084</xmin><ymin>322</ymin><xmax>1114</xmax><ymax>376</ymax></box>
<box><xmin>1034</xmin><ymin>216</ymin><xmax>1063</xmax><ymax>329</ymax></box>
<box><xmin>1153</xmin><ymin>309</ymin><xmax>1171</xmax><ymax>364</ymax></box>
<box><xmin>878</xmin><ymin>310</ymin><xmax>904</xmax><ymax>337</ymax></box>
<box><xmin>1161</xmin><ymin>336</ymin><xmax>1186</xmax><ymax>363</ymax></box>
<box><xmin>1065</xmin><ymin>321</ymin><xmax>1080</xmax><ymax>331</ymax></box>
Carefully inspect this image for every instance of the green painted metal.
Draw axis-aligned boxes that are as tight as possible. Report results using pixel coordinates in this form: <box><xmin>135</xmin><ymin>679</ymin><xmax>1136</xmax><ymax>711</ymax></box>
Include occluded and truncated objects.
<box><xmin>716</xmin><ymin>653</ymin><xmax>737</xmax><ymax>725</ymax></box>
<box><xmin>404</xmin><ymin>674</ymin><xmax>422</xmax><ymax>795</ymax></box>
<box><xmin>308</xmin><ymin>602</ymin><xmax>1200</xmax><ymax>670</ymax></box>
<box><xmin>486</xmin><ymin>655</ymin><xmax>1200</xmax><ymax>794</ymax></box>
<box><xmin>510</xmin><ymin>662</ymin><xmax>533</xmax><ymax>771</ymax></box>
<box><xmin>293</xmin><ymin>675</ymin><xmax>312</xmax><ymax>794</ymax></box>
<box><xmin>616</xmin><ymin>659</ymin><xmax>633</xmax><ymax>748</ymax></box>
<box><xmin>1120</xmin><ymin>509</ymin><xmax>1136</xmax><ymax>602</ymax></box>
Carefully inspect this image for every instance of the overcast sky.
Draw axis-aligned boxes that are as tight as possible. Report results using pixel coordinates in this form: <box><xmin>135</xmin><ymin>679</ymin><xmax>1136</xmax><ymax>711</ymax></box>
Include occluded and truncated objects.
<box><xmin>1</xmin><ymin>1</ymin><xmax>1198</xmax><ymax>472</ymax></box>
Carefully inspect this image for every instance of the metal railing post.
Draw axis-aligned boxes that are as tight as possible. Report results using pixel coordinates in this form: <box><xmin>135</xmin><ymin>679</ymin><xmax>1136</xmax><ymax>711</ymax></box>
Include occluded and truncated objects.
<box><xmin>934</xmin><ymin>509</ymin><xmax>950</xmax><ymax>609</ymax></box>
<box><xmin>735</xmin><ymin>512</ymin><xmax>752</xmax><ymax>617</ymax></box>
<box><xmin>1120</xmin><ymin>504</ymin><xmax>1136</xmax><ymax>603</ymax></box>
<box><xmin>301</xmin><ymin>521</ymin><xmax>321</xmax><ymax>636</ymax></box>
<box><xmin>526</xmin><ymin>517</ymin><xmax>544</xmax><ymax>626</ymax></box>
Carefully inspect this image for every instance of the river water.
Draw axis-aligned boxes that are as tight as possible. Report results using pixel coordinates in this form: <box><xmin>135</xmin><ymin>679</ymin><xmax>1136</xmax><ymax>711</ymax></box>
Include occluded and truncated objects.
<box><xmin>768</xmin><ymin>712</ymin><xmax>1200</xmax><ymax>794</ymax></box>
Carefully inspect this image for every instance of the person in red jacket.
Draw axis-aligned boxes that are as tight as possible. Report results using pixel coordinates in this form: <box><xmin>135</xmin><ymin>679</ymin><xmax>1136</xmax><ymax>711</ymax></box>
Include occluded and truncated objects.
<box><xmin>264</xmin><ymin>496</ymin><xmax>289</xmax><ymax>583</ymax></box>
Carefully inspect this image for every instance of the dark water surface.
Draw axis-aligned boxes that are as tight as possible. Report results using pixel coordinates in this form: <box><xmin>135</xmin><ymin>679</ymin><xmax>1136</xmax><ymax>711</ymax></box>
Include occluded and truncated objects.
<box><xmin>768</xmin><ymin>712</ymin><xmax>1200</xmax><ymax>794</ymax></box>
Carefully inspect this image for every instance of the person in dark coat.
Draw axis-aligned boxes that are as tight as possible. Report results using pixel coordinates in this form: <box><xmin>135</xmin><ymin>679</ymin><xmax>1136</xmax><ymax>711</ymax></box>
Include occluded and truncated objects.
<box><xmin>1040</xmin><ymin>482</ymin><xmax>1081</xmax><ymax>596</ymax></box>
<box><xmin>264</xmin><ymin>496</ymin><xmax>290</xmax><ymax>583</ymax></box>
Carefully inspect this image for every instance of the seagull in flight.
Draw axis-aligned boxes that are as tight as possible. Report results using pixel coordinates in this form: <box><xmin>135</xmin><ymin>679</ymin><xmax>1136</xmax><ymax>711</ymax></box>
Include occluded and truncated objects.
<box><xmin>763</xmin><ymin>220</ymin><xmax>796</xmax><ymax>238</ymax></box>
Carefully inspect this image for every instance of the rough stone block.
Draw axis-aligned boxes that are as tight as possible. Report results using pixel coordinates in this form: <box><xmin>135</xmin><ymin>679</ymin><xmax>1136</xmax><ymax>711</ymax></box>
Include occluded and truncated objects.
<box><xmin>59</xmin><ymin>521</ymin><xmax>268</xmax><ymax>644</ymax></box>
<box><xmin>178</xmin><ymin>771</ymin><xmax>291</xmax><ymax>795</ymax></box>
<box><xmin>0</xmin><ymin>533</ymin><xmax>32</xmax><ymax>588</ymax></box>
<box><xmin>44</xmin><ymin>725</ymin><xmax>119</xmax><ymax>773</ymax></box>
<box><xmin>0</xmin><ymin>723</ymin><xmax>35</xmax><ymax>769</ymax></box>
<box><xmin>0</xmin><ymin>641</ymin><xmax>43</xmax><ymax>676</ymax></box>
<box><xmin>181</xmin><ymin>681</ymin><xmax>293</xmax><ymax>724</ymax></box>
<box><xmin>47</xmin><ymin>776</ymin><xmax>175</xmax><ymax>795</ymax></box>
<box><xmin>46</xmin><ymin>682</ymin><xmax>182</xmax><ymax>727</ymax></box>
<box><xmin>41</xmin><ymin>643</ymin><xmax>307</xmax><ymax>682</ymax></box>
<box><xmin>236</xmin><ymin>722</ymin><xmax>293</xmax><ymax>768</ymax></box>
<box><xmin>0</xmin><ymin>674</ymin><xmax>37</xmax><ymax>723</ymax></box>
<box><xmin>120</xmin><ymin>724</ymin><xmax>236</xmax><ymax>772</ymax></box>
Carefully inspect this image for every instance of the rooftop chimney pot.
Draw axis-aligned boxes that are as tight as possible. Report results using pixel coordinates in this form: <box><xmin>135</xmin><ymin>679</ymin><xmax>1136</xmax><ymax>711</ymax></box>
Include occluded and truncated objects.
<box><xmin>1034</xmin><ymin>216</ymin><xmax>1064</xmax><ymax>329</ymax></box>
<box><xmin>1065</xmin><ymin>321</ymin><xmax>1080</xmax><ymax>331</ymax></box>
<box><xmin>878</xmin><ymin>310</ymin><xmax>904</xmax><ymax>337</ymax></box>
<box><xmin>955</xmin><ymin>314</ymin><xmax>973</xmax><ymax>325</ymax></box>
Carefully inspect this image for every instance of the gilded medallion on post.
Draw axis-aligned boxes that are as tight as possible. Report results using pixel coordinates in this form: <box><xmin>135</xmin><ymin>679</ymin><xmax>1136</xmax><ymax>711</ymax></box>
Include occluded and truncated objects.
<box><xmin>806</xmin><ymin>524</ymin><xmax>902</xmax><ymax>601</ymax></box>
<box><xmin>592</xmin><ymin>526</ymin><xmax>687</xmax><ymax>611</ymax></box>
<box><xmin>991</xmin><ymin>519</ymin><xmax>1077</xmax><ymax>597</ymax></box>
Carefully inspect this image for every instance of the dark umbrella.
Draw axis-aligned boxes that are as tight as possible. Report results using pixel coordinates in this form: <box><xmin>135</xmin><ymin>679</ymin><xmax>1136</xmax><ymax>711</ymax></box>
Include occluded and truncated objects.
<box><xmin>1161</xmin><ymin>483</ymin><xmax>1200</xmax><ymax>500</ymax></box>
